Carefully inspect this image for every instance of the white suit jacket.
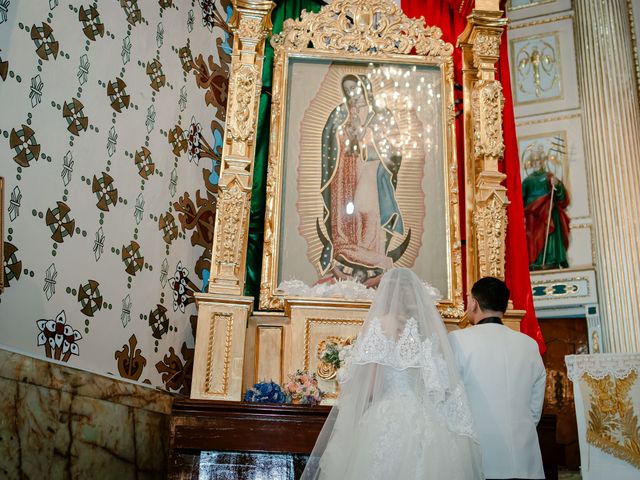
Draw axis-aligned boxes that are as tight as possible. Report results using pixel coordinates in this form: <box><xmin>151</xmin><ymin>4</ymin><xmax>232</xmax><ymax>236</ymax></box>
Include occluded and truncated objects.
<box><xmin>449</xmin><ymin>323</ymin><xmax>546</xmax><ymax>479</ymax></box>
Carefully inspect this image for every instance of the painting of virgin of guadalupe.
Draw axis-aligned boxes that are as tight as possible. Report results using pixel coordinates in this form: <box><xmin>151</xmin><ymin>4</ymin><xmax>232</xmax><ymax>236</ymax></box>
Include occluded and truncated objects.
<box><xmin>317</xmin><ymin>74</ymin><xmax>411</xmax><ymax>287</ymax></box>
<box><xmin>277</xmin><ymin>58</ymin><xmax>450</xmax><ymax>295</ymax></box>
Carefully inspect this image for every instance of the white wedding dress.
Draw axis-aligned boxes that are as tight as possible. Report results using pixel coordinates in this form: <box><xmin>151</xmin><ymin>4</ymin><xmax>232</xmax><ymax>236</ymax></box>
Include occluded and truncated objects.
<box><xmin>301</xmin><ymin>269</ymin><xmax>484</xmax><ymax>480</ymax></box>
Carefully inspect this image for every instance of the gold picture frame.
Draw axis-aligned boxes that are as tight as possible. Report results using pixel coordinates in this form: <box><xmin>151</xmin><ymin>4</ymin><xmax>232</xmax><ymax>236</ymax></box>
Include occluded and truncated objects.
<box><xmin>258</xmin><ymin>0</ymin><xmax>464</xmax><ymax>319</ymax></box>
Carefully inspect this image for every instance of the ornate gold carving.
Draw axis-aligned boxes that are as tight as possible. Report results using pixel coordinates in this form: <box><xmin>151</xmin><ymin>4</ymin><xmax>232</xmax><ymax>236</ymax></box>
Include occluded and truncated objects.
<box><xmin>204</xmin><ymin>312</ymin><xmax>234</xmax><ymax>396</ymax></box>
<box><xmin>459</xmin><ymin>10</ymin><xmax>510</xmax><ymax>286</ymax></box>
<box><xmin>227</xmin><ymin>69</ymin><xmax>258</xmax><ymax>143</ymax></box>
<box><xmin>473</xmin><ymin>32</ymin><xmax>501</xmax><ymax>66</ymax></box>
<box><xmin>236</xmin><ymin>17</ymin><xmax>268</xmax><ymax>40</ymax></box>
<box><xmin>271</xmin><ymin>0</ymin><xmax>453</xmax><ymax>68</ymax></box>
<box><xmin>473</xmin><ymin>81</ymin><xmax>505</xmax><ymax>161</ymax></box>
<box><xmin>474</xmin><ymin>192</ymin><xmax>508</xmax><ymax>279</ymax></box>
<box><xmin>205</xmin><ymin>1</ymin><xmax>274</xmax><ymax>296</ymax></box>
<box><xmin>217</xmin><ymin>182</ymin><xmax>246</xmax><ymax>265</ymax></box>
<box><xmin>583</xmin><ymin>371</ymin><xmax>640</xmax><ymax>469</ymax></box>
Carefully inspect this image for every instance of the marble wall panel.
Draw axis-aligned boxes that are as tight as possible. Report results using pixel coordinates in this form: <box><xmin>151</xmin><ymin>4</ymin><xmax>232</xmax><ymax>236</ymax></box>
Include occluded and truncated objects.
<box><xmin>0</xmin><ymin>348</ymin><xmax>172</xmax><ymax>479</ymax></box>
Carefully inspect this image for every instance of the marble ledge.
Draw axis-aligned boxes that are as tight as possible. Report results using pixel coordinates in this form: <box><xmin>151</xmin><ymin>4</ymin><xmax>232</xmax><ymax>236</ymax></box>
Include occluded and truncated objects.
<box><xmin>0</xmin><ymin>378</ymin><xmax>169</xmax><ymax>479</ymax></box>
<box><xmin>0</xmin><ymin>348</ymin><xmax>174</xmax><ymax>415</ymax></box>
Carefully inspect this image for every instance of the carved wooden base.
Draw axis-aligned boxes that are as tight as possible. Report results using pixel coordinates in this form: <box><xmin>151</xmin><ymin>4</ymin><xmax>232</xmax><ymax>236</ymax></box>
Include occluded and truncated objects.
<box><xmin>239</xmin><ymin>299</ymin><xmax>523</xmax><ymax>405</ymax></box>
<box><xmin>190</xmin><ymin>293</ymin><xmax>254</xmax><ymax>401</ymax></box>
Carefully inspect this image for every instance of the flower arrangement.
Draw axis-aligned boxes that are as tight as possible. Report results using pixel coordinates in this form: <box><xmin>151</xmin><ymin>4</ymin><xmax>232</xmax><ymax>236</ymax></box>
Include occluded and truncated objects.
<box><xmin>243</xmin><ymin>380</ymin><xmax>286</xmax><ymax>404</ymax></box>
<box><xmin>283</xmin><ymin>370</ymin><xmax>324</xmax><ymax>406</ymax></box>
<box><xmin>319</xmin><ymin>340</ymin><xmax>341</xmax><ymax>370</ymax></box>
<box><xmin>318</xmin><ymin>336</ymin><xmax>356</xmax><ymax>377</ymax></box>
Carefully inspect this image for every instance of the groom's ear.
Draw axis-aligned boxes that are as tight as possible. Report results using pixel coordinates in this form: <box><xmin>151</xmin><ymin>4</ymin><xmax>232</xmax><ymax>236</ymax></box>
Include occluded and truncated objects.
<box><xmin>468</xmin><ymin>296</ymin><xmax>479</xmax><ymax>318</ymax></box>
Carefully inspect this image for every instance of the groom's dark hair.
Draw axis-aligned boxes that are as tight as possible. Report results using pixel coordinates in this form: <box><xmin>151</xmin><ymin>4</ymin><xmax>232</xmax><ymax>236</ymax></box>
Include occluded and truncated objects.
<box><xmin>471</xmin><ymin>277</ymin><xmax>510</xmax><ymax>313</ymax></box>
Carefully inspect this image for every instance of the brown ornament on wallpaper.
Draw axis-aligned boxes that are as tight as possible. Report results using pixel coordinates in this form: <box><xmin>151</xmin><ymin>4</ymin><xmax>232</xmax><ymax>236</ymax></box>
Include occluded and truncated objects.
<box><xmin>147</xmin><ymin>59</ymin><xmax>166</xmax><ymax>91</ymax></box>
<box><xmin>174</xmin><ymin>189</ymin><xmax>216</xmax><ymax>250</ymax></box>
<box><xmin>2</xmin><ymin>242</ymin><xmax>21</xmax><ymax>288</ymax></box>
<box><xmin>30</xmin><ymin>22</ymin><xmax>59</xmax><ymax>61</ymax></box>
<box><xmin>120</xmin><ymin>0</ymin><xmax>143</xmax><ymax>26</ymax></box>
<box><xmin>148</xmin><ymin>304</ymin><xmax>170</xmax><ymax>340</ymax></box>
<box><xmin>79</xmin><ymin>5</ymin><xmax>105</xmax><ymax>41</ymax></box>
<box><xmin>78</xmin><ymin>280</ymin><xmax>103</xmax><ymax>317</ymax></box>
<box><xmin>0</xmin><ymin>55</ymin><xmax>8</xmax><ymax>81</ymax></box>
<box><xmin>45</xmin><ymin>201</ymin><xmax>75</xmax><ymax>243</ymax></box>
<box><xmin>92</xmin><ymin>172</ymin><xmax>118</xmax><ymax>211</ymax></box>
<box><xmin>122</xmin><ymin>240</ymin><xmax>144</xmax><ymax>275</ymax></box>
<box><xmin>179</xmin><ymin>44</ymin><xmax>194</xmax><ymax>72</ymax></box>
<box><xmin>115</xmin><ymin>334</ymin><xmax>147</xmax><ymax>381</ymax></box>
<box><xmin>169</xmin><ymin>124</ymin><xmax>189</xmax><ymax>156</ymax></box>
<box><xmin>190</xmin><ymin>53</ymin><xmax>228</xmax><ymax>121</ymax></box>
<box><xmin>107</xmin><ymin>77</ymin><xmax>130</xmax><ymax>112</ymax></box>
<box><xmin>159</xmin><ymin>212</ymin><xmax>179</xmax><ymax>245</ymax></box>
<box><xmin>63</xmin><ymin>98</ymin><xmax>89</xmax><ymax>136</ymax></box>
<box><xmin>9</xmin><ymin>124</ymin><xmax>40</xmax><ymax>167</ymax></box>
<box><xmin>155</xmin><ymin>341</ymin><xmax>194</xmax><ymax>395</ymax></box>
<box><xmin>135</xmin><ymin>146</ymin><xmax>156</xmax><ymax>179</ymax></box>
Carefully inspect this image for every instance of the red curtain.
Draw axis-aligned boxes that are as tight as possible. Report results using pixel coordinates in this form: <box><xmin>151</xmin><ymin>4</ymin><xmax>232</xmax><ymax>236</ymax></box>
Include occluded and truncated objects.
<box><xmin>401</xmin><ymin>0</ymin><xmax>546</xmax><ymax>353</ymax></box>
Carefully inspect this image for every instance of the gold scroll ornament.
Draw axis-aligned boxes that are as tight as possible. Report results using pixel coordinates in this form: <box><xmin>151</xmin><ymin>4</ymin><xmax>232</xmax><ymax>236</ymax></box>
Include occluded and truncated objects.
<box><xmin>582</xmin><ymin>370</ymin><xmax>640</xmax><ymax>469</ymax></box>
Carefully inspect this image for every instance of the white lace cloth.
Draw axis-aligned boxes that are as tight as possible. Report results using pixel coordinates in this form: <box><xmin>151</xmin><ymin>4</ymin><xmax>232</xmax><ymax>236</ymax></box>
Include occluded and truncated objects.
<box><xmin>279</xmin><ymin>278</ymin><xmax>442</xmax><ymax>302</ymax></box>
<box><xmin>566</xmin><ymin>353</ymin><xmax>640</xmax><ymax>381</ymax></box>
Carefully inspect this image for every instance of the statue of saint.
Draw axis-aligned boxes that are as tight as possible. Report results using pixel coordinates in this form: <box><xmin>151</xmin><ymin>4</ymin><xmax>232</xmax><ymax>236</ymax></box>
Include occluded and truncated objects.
<box><xmin>522</xmin><ymin>144</ymin><xmax>570</xmax><ymax>270</ymax></box>
<box><xmin>317</xmin><ymin>74</ymin><xmax>409</xmax><ymax>287</ymax></box>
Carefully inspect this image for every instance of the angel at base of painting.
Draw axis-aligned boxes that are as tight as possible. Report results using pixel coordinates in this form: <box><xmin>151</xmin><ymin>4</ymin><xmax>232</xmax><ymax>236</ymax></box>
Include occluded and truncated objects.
<box><xmin>316</xmin><ymin>74</ymin><xmax>411</xmax><ymax>287</ymax></box>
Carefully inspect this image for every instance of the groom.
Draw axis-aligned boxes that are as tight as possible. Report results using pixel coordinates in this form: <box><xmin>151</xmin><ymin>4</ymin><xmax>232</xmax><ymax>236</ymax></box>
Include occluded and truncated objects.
<box><xmin>449</xmin><ymin>277</ymin><xmax>546</xmax><ymax>480</ymax></box>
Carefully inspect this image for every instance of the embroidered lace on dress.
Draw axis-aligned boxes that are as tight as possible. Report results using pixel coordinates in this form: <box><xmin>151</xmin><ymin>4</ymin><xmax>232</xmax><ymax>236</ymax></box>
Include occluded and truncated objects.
<box><xmin>340</xmin><ymin>316</ymin><xmax>477</xmax><ymax>440</ymax></box>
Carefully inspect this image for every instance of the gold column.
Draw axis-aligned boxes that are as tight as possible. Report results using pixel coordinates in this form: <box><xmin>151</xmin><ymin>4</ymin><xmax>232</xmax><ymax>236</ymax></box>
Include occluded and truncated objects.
<box><xmin>191</xmin><ymin>0</ymin><xmax>274</xmax><ymax>400</ymax></box>
<box><xmin>574</xmin><ymin>0</ymin><xmax>640</xmax><ymax>352</ymax></box>
<box><xmin>459</xmin><ymin>11</ymin><xmax>510</xmax><ymax>285</ymax></box>
<box><xmin>208</xmin><ymin>0</ymin><xmax>273</xmax><ymax>295</ymax></box>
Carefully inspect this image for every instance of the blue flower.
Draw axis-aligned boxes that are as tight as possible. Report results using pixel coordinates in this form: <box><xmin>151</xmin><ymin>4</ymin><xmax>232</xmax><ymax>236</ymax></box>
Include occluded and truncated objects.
<box><xmin>244</xmin><ymin>381</ymin><xmax>286</xmax><ymax>404</ymax></box>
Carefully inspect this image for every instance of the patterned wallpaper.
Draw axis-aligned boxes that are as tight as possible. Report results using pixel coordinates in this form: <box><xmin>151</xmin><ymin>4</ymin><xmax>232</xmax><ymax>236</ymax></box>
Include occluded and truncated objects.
<box><xmin>0</xmin><ymin>0</ymin><xmax>231</xmax><ymax>393</ymax></box>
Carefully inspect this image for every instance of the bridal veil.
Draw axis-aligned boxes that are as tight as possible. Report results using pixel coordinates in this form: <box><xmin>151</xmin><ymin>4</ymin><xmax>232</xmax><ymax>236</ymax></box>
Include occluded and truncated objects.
<box><xmin>300</xmin><ymin>268</ymin><xmax>483</xmax><ymax>479</ymax></box>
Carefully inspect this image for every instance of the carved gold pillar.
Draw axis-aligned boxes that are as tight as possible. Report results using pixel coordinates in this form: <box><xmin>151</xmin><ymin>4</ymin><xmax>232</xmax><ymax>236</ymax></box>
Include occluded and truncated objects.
<box><xmin>191</xmin><ymin>0</ymin><xmax>274</xmax><ymax>400</ymax></box>
<box><xmin>459</xmin><ymin>11</ymin><xmax>509</xmax><ymax>285</ymax></box>
<box><xmin>574</xmin><ymin>0</ymin><xmax>640</xmax><ymax>352</ymax></box>
<box><xmin>208</xmin><ymin>0</ymin><xmax>273</xmax><ymax>296</ymax></box>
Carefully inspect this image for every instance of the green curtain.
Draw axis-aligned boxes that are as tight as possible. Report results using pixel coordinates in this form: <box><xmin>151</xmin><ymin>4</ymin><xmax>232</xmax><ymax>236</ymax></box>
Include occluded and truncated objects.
<box><xmin>244</xmin><ymin>0</ymin><xmax>324</xmax><ymax>303</ymax></box>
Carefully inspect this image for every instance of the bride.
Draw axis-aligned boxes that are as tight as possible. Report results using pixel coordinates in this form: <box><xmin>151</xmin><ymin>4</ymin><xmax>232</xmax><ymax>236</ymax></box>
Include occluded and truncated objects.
<box><xmin>301</xmin><ymin>268</ymin><xmax>484</xmax><ymax>479</ymax></box>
